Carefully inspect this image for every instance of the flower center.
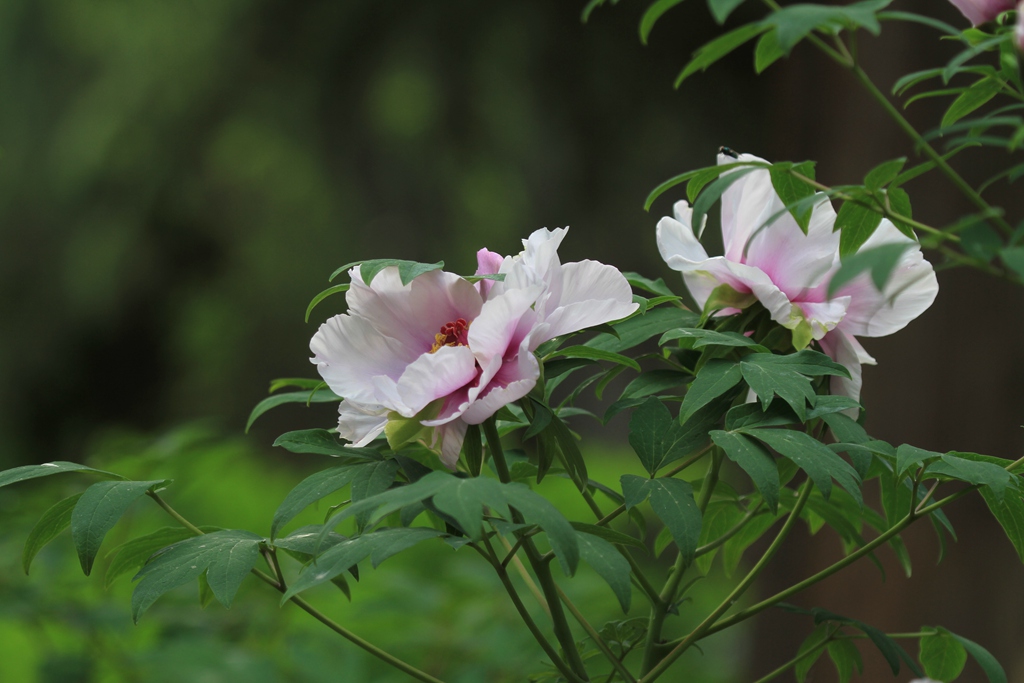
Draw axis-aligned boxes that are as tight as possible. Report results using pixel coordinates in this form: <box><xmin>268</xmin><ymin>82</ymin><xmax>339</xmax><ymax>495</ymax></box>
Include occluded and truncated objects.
<box><xmin>430</xmin><ymin>318</ymin><xmax>470</xmax><ymax>353</ymax></box>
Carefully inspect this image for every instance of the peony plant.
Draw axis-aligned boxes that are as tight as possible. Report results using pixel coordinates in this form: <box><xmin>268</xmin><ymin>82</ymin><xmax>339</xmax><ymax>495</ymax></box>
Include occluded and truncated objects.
<box><xmin>0</xmin><ymin>1</ymin><xmax>1022</xmax><ymax>682</ymax></box>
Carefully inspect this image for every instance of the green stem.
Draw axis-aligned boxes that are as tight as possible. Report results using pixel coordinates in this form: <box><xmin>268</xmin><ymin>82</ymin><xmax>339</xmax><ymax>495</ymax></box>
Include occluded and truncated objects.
<box><xmin>147</xmin><ymin>491</ymin><xmax>205</xmax><ymax>535</ymax></box>
<box><xmin>483</xmin><ymin>418</ymin><xmax>591</xmax><ymax>681</ymax></box>
<box><xmin>750</xmin><ymin>626</ymin><xmax>837</xmax><ymax>683</ymax></box>
<box><xmin>848</xmin><ymin>64</ymin><xmax>1015</xmax><ymax>237</ymax></box>
<box><xmin>693</xmin><ymin>502</ymin><xmax>763</xmax><ymax>558</ymax></box>
<box><xmin>788</xmin><ymin>170</ymin><xmax>955</xmax><ymax>242</ymax></box>
<box><xmin>557</xmin><ymin>585</ymin><xmax>639</xmax><ymax>683</ymax></box>
<box><xmin>639</xmin><ymin>448</ymin><xmax>723</xmax><ymax>676</ymax></box>
<box><xmin>146</xmin><ymin>492</ymin><xmax>447</xmax><ymax>683</ymax></box>
<box><xmin>640</xmin><ymin>480</ymin><xmax>814</xmax><ymax>683</ymax></box>
<box><xmin>480</xmin><ymin>539</ymin><xmax>581</xmax><ymax>683</ymax></box>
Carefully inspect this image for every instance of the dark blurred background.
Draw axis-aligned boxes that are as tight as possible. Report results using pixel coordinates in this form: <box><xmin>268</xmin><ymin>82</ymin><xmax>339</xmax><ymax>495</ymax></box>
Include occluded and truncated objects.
<box><xmin>0</xmin><ymin>0</ymin><xmax>1022</xmax><ymax>681</ymax></box>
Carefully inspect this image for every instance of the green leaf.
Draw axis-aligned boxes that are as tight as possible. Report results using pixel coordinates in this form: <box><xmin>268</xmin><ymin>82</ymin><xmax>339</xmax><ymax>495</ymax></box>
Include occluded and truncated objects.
<box><xmin>132</xmin><ymin>529</ymin><xmax>265</xmax><ymax>620</ymax></box>
<box><xmin>623</xmin><ymin>271</ymin><xmax>676</xmax><ymax>297</ymax></box>
<box><xmin>707</xmin><ymin>0</ymin><xmax>747</xmax><ymax>24</ymax></box>
<box><xmin>524</xmin><ymin>401</ymin><xmax>553</xmax><ymax>440</ymax></box>
<box><xmin>547</xmin><ymin>345</ymin><xmax>641</xmax><ymax>372</ymax></box>
<box><xmin>864</xmin><ymin>158</ymin><xmax>906</xmax><ymax>190</ymax></box>
<box><xmin>690</xmin><ymin>167</ymin><xmax>762</xmax><ymax>236</ymax></box>
<box><xmin>282</xmin><ymin>528</ymin><xmax>443</xmax><ymax>601</ymax></box>
<box><xmin>1000</xmin><ymin>246</ymin><xmax>1024</xmax><ymax>280</ymax></box>
<box><xmin>942</xmin><ymin>77</ymin><xmax>1003</xmax><ymax>129</ymax></box>
<box><xmin>744</xmin><ymin>349</ymin><xmax>850</xmax><ymax>378</ymax></box>
<box><xmin>820</xmin><ymin>411</ymin><xmax>868</xmax><ymax>444</ymax></box>
<box><xmin>765</xmin><ymin>0</ymin><xmax>889</xmax><ymax>53</ymax></box>
<box><xmin>885</xmin><ymin>186</ymin><xmax>915</xmax><ymax>238</ymax></box>
<box><xmin>72</xmin><ymin>480</ymin><xmax>167</xmax><ymax>576</ymax></box>
<box><xmin>644</xmin><ymin>168</ymin><xmax>706</xmax><ymax>211</ymax></box>
<box><xmin>629</xmin><ymin>397</ymin><xmax>708</xmax><ymax>475</ymax></box>
<box><xmin>919</xmin><ymin>628</ymin><xmax>968</xmax><ymax>682</ymax></box>
<box><xmin>621</xmin><ymin>475</ymin><xmax>701</xmax><ymax>567</ymax></box>
<box><xmin>504</xmin><ymin>484</ymin><xmax>580</xmax><ymax>576</ymax></box>
<box><xmin>272</xmin><ymin>465</ymin><xmax>369</xmax><ymax>539</ymax></box>
<box><xmin>695</xmin><ymin>501</ymin><xmax>742</xmax><ymax>573</ymax></box>
<box><xmin>23</xmin><ymin>494</ymin><xmax>82</xmax><ymax>574</ymax></box>
<box><xmin>586</xmin><ymin>307</ymin><xmax>699</xmax><ymax>353</ymax></box>
<box><xmin>721</xmin><ymin>512</ymin><xmax>777</xmax><ymax>577</ymax></box>
<box><xmin>877</xmin><ymin>10</ymin><xmax>960</xmax><ymax>36</ymax></box>
<box><xmin>676</xmin><ymin>23</ymin><xmax>770</xmax><ymax>86</ymax></box>
<box><xmin>949</xmin><ymin>631</ymin><xmax>1007</xmax><ymax>683</ymax></box>
<box><xmin>639</xmin><ymin>0</ymin><xmax>686</xmax><ymax>44</ymax></box>
<box><xmin>739</xmin><ymin>356</ymin><xmax>816</xmax><ymax>420</ymax></box>
<box><xmin>961</xmin><ymin>223</ymin><xmax>1002</xmax><ymax>262</ymax></box>
<box><xmin>743</xmin><ymin>428</ymin><xmax>862</xmax><ymax>505</ymax></box>
<box><xmin>660</xmin><ymin>327</ymin><xmax>766</xmax><ymax>350</ymax></box>
<box><xmin>349</xmin><ymin>459</ymin><xmax>403</xmax><ymax>530</ymax></box>
<box><xmin>547</xmin><ymin>412</ymin><xmax>590</xmax><ymax>490</ymax></box>
<box><xmin>827</xmin><ymin>242</ymin><xmax>912</xmax><ymax>297</ymax></box>
<box><xmin>273</xmin><ymin>525</ymin><xmax>348</xmax><ymax>557</ymax></box>
<box><xmin>725</xmin><ymin>402</ymin><xmax>799</xmax><ymax>430</ymax></box>
<box><xmin>268</xmin><ymin>377</ymin><xmax>326</xmax><ymax>393</ymax></box>
<box><xmin>0</xmin><ymin>461</ymin><xmax>123</xmax><ymax>489</ymax></box>
<box><xmin>803</xmin><ymin>606</ymin><xmax>922</xmax><ymax>677</ymax></box>
<box><xmin>106</xmin><ymin>526</ymin><xmax>214</xmax><ymax>588</ymax></box>
<box><xmin>896</xmin><ymin>443</ymin><xmax>942</xmax><ymax>479</ymax></box>
<box><xmin>617</xmin><ymin>370</ymin><xmax>690</xmax><ymax>402</ymax></box>
<box><xmin>570</xmin><ymin>522</ymin><xmax>646</xmax><ymax>551</ymax></box>
<box><xmin>711</xmin><ymin>431</ymin><xmax>780</xmax><ymax>513</ymax></box>
<box><xmin>837</xmin><ymin>199</ymin><xmax>884</xmax><ymax>257</ymax></box>
<box><xmin>754</xmin><ymin>28</ymin><xmax>785</xmax><ymax>73</ymax></box>
<box><xmin>304</xmin><ymin>283</ymin><xmax>350</xmax><ymax>322</ymax></box>
<box><xmin>464</xmin><ymin>424</ymin><xmax>483</xmax><ymax>476</ymax></box>
<box><xmin>828</xmin><ymin>637</ymin><xmax>864</xmax><ymax>683</ymax></box>
<box><xmin>273</xmin><ymin>429</ymin><xmax>378</xmax><ymax>457</ymax></box>
<box><xmin>577</xmin><ymin>531</ymin><xmax>632</xmax><ymax>612</ymax></box>
<box><xmin>769</xmin><ymin>162</ymin><xmax>818</xmax><ymax>233</ymax></box>
<box><xmin>928</xmin><ymin>453</ymin><xmax>1012</xmax><ymax>501</ymax></box>
<box><xmin>980</xmin><ymin>486</ymin><xmax>1024</xmax><ymax>562</ymax></box>
<box><xmin>318</xmin><ymin>462</ymin><xmax>418</xmax><ymax>539</ymax></box>
<box><xmin>794</xmin><ymin>624</ymin><xmax>830</xmax><ymax>683</ymax></box>
<box><xmin>431</xmin><ymin>476</ymin><xmax>510</xmax><ymax>541</ymax></box>
<box><xmin>679</xmin><ymin>360</ymin><xmax>743</xmax><ymax>423</ymax></box>
<box><xmin>246</xmin><ymin>389</ymin><xmax>342</xmax><ymax>432</ymax></box>
<box><xmin>329</xmin><ymin>259</ymin><xmax>445</xmax><ymax>285</ymax></box>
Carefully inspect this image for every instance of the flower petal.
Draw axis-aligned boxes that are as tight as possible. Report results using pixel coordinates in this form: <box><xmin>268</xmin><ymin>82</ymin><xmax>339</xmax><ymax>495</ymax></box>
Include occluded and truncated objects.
<box><xmin>433</xmin><ymin>420</ymin><xmax>468</xmax><ymax>470</ymax></box>
<box><xmin>718</xmin><ymin>153</ymin><xmax>840</xmax><ymax>296</ymax></box>
<box><xmin>660</xmin><ymin>245</ymin><xmax>794</xmax><ymax>324</ymax></box>
<box><xmin>535</xmin><ymin>260</ymin><xmax>638</xmax><ymax>343</ymax></box>
<box><xmin>947</xmin><ymin>0</ymin><xmax>1016</xmax><ymax>25</ymax></box>
<box><xmin>461</xmin><ymin>346</ymin><xmax>540</xmax><ymax>424</ymax></box>
<box><xmin>336</xmin><ymin>400</ymin><xmax>388</xmax><ymax>446</ymax></box>
<box><xmin>818</xmin><ymin>330</ymin><xmax>876</xmax><ymax>408</ymax></box>
<box><xmin>719</xmin><ymin>152</ymin><xmax>777</xmax><ymax>263</ymax></box>
<box><xmin>475</xmin><ymin>247</ymin><xmax>505</xmax><ymax>298</ymax></box>
<box><xmin>656</xmin><ymin>204</ymin><xmax>709</xmax><ymax>265</ymax></box>
<box><xmin>395</xmin><ymin>344</ymin><xmax>479</xmax><ymax>417</ymax></box>
<box><xmin>832</xmin><ymin>220</ymin><xmax>938</xmax><ymax>338</ymax></box>
<box><xmin>793</xmin><ymin>297</ymin><xmax>851</xmax><ymax>340</ymax></box>
<box><xmin>346</xmin><ymin>267</ymin><xmax>483</xmax><ymax>353</ymax></box>
<box><xmin>310</xmin><ymin>314</ymin><xmax>410</xmax><ymax>405</ymax></box>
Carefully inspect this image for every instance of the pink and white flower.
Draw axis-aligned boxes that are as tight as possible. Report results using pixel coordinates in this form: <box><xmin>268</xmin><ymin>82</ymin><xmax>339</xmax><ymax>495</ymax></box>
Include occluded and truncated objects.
<box><xmin>1017</xmin><ymin>2</ymin><xmax>1024</xmax><ymax>52</ymax></box>
<box><xmin>946</xmin><ymin>0</ymin><xmax>1016</xmax><ymax>25</ymax></box>
<box><xmin>656</xmin><ymin>152</ymin><xmax>938</xmax><ymax>404</ymax></box>
<box><xmin>310</xmin><ymin>229</ymin><xmax>638</xmax><ymax>469</ymax></box>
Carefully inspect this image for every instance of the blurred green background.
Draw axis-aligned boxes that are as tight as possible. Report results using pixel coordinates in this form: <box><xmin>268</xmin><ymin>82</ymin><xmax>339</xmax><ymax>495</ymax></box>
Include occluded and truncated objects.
<box><xmin>1</xmin><ymin>0</ymin><xmax>1023</xmax><ymax>681</ymax></box>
